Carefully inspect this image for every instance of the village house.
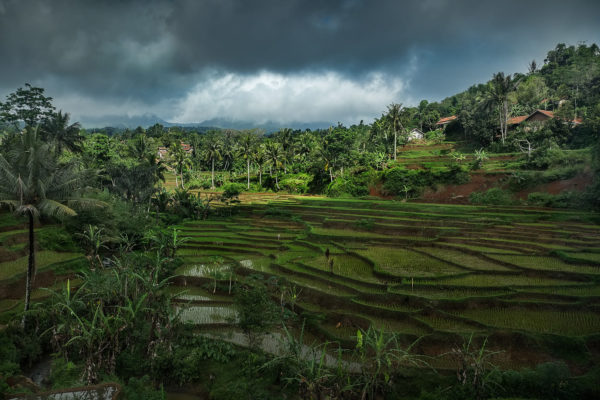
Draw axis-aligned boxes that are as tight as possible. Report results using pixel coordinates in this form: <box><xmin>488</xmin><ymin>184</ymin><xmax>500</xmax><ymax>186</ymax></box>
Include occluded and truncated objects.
<box><xmin>508</xmin><ymin>109</ymin><xmax>583</xmax><ymax>128</ymax></box>
<box><xmin>156</xmin><ymin>142</ymin><xmax>193</xmax><ymax>159</ymax></box>
<box><xmin>407</xmin><ymin>128</ymin><xmax>425</xmax><ymax>141</ymax></box>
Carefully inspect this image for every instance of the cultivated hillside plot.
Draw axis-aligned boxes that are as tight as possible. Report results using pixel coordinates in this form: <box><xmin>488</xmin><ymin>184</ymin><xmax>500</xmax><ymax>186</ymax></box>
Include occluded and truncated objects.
<box><xmin>172</xmin><ymin>197</ymin><xmax>600</xmax><ymax>369</ymax></box>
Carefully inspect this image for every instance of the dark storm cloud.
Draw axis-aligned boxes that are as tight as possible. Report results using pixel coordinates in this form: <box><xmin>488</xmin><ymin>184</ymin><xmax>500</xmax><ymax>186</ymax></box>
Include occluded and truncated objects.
<box><xmin>0</xmin><ymin>0</ymin><xmax>598</xmax><ymax>125</ymax></box>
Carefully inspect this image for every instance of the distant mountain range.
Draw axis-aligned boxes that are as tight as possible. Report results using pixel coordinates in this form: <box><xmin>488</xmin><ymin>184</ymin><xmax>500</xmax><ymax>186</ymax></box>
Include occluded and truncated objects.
<box><xmin>79</xmin><ymin>113</ymin><xmax>333</xmax><ymax>133</ymax></box>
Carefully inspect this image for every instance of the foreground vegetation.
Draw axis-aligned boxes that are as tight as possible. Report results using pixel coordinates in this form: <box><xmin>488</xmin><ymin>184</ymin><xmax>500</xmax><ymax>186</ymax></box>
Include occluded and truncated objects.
<box><xmin>1</xmin><ymin>41</ymin><xmax>600</xmax><ymax>399</ymax></box>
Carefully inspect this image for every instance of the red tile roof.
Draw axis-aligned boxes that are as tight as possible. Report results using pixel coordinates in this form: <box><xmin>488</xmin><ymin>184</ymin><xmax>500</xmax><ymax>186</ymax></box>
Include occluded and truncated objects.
<box><xmin>534</xmin><ymin>110</ymin><xmax>555</xmax><ymax>119</ymax></box>
<box><xmin>508</xmin><ymin>109</ymin><xmax>583</xmax><ymax>126</ymax></box>
<box><xmin>436</xmin><ymin>115</ymin><xmax>457</xmax><ymax>125</ymax></box>
<box><xmin>508</xmin><ymin>115</ymin><xmax>528</xmax><ymax>125</ymax></box>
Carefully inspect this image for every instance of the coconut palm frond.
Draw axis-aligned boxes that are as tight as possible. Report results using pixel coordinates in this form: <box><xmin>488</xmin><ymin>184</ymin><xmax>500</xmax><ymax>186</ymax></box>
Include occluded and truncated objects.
<box><xmin>38</xmin><ymin>198</ymin><xmax>77</xmax><ymax>219</ymax></box>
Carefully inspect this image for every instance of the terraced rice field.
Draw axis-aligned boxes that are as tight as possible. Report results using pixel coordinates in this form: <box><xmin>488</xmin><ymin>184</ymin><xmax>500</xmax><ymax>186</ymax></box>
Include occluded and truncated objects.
<box><xmin>0</xmin><ymin>216</ymin><xmax>85</xmax><ymax>323</ymax></box>
<box><xmin>171</xmin><ymin>196</ymin><xmax>600</xmax><ymax>367</ymax></box>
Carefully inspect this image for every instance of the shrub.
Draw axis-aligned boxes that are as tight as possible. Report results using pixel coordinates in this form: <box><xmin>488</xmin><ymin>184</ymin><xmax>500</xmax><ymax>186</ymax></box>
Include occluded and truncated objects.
<box><xmin>221</xmin><ymin>182</ymin><xmax>244</xmax><ymax>198</ymax></box>
<box><xmin>354</xmin><ymin>218</ymin><xmax>375</xmax><ymax>230</ymax></box>
<box><xmin>470</xmin><ymin>188</ymin><xmax>516</xmax><ymax>205</ymax></box>
<box><xmin>121</xmin><ymin>376</ymin><xmax>165</xmax><ymax>400</ymax></box>
<box><xmin>508</xmin><ymin>167</ymin><xmax>582</xmax><ymax>191</ymax></box>
<box><xmin>325</xmin><ymin>169</ymin><xmax>376</xmax><ymax>197</ymax></box>
<box><xmin>526</xmin><ymin>192</ymin><xmax>555</xmax><ymax>207</ymax></box>
<box><xmin>37</xmin><ymin>226</ymin><xmax>80</xmax><ymax>252</ymax></box>
<box><xmin>279</xmin><ymin>173</ymin><xmax>312</xmax><ymax>193</ymax></box>
<box><xmin>234</xmin><ymin>278</ymin><xmax>279</xmax><ymax>343</ymax></box>
<box><xmin>527</xmin><ymin>143</ymin><xmax>587</xmax><ymax>169</ymax></box>
<box><xmin>527</xmin><ymin>191</ymin><xmax>586</xmax><ymax>209</ymax></box>
<box><xmin>187</xmin><ymin>177</ymin><xmax>210</xmax><ymax>190</ymax></box>
<box><xmin>425</xmin><ymin>129</ymin><xmax>445</xmax><ymax>142</ymax></box>
<box><xmin>382</xmin><ymin>165</ymin><xmax>469</xmax><ymax>197</ymax></box>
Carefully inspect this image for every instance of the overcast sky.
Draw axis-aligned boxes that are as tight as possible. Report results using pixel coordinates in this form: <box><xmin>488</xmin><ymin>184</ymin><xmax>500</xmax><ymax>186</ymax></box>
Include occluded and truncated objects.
<box><xmin>0</xmin><ymin>0</ymin><xmax>599</xmax><ymax>127</ymax></box>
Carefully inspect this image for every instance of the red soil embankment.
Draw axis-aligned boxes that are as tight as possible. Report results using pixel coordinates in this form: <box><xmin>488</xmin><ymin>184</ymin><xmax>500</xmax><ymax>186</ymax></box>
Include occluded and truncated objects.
<box><xmin>421</xmin><ymin>173</ymin><xmax>505</xmax><ymax>204</ymax></box>
<box><xmin>515</xmin><ymin>171</ymin><xmax>593</xmax><ymax>200</ymax></box>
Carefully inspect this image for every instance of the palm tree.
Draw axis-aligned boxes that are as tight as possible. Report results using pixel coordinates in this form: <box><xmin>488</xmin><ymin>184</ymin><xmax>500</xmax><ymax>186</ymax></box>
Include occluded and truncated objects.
<box><xmin>171</xmin><ymin>144</ymin><xmax>191</xmax><ymax>189</ymax></box>
<box><xmin>237</xmin><ymin>132</ymin><xmax>256</xmax><ymax>190</ymax></box>
<box><xmin>264</xmin><ymin>140</ymin><xmax>283</xmax><ymax>190</ymax></box>
<box><xmin>0</xmin><ymin>127</ymin><xmax>101</xmax><ymax>327</ymax></box>
<box><xmin>489</xmin><ymin>72</ymin><xmax>514</xmax><ymax>144</ymax></box>
<box><xmin>145</xmin><ymin>152</ymin><xmax>167</xmax><ymax>184</ymax></box>
<box><xmin>386</xmin><ymin>103</ymin><xmax>405</xmax><ymax>161</ymax></box>
<box><xmin>40</xmin><ymin>111</ymin><xmax>83</xmax><ymax>155</ymax></box>
<box><xmin>204</xmin><ymin>139</ymin><xmax>223</xmax><ymax>189</ymax></box>
<box><xmin>253</xmin><ymin>145</ymin><xmax>266</xmax><ymax>188</ymax></box>
<box><xmin>275</xmin><ymin>128</ymin><xmax>294</xmax><ymax>173</ymax></box>
<box><xmin>317</xmin><ymin>132</ymin><xmax>336</xmax><ymax>182</ymax></box>
<box><xmin>295</xmin><ymin>132</ymin><xmax>313</xmax><ymax>164</ymax></box>
<box><xmin>129</xmin><ymin>134</ymin><xmax>151</xmax><ymax>161</ymax></box>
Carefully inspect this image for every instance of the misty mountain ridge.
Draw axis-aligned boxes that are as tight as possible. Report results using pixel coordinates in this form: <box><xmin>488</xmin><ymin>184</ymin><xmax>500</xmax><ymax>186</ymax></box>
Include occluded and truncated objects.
<box><xmin>80</xmin><ymin>113</ymin><xmax>333</xmax><ymax>132</ymax></box>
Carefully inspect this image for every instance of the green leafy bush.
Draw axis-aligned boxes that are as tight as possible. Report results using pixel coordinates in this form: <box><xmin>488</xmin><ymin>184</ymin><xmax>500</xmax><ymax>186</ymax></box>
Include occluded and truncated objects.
<box><xmin>470</xmin><ymin>188</ymin><xmax>516</xmax><ymax>205</ymax></box>
<box><xmin>382</xmin><ymin>165</ymin><xmax>469</xmax><ymax>197</ymax></box>
<box><xmin>279</xmin><ymin>173</ymin><xmax>312</xmax><ymax>193</ymax></box>
<box><xmin>37</xmin><ymin>226</ymin><xmax>80</xmax><ymax>252</ymax></box>
<box><xmin>527</xmin><ymin>191</ymin><xmax>586</xmax><ymax>209</ymax></box>
<box><xmin>121</xmin><ymin>376</ymin><xmax>165</xmax><ymax>400</ymax></box>
<box><xmin>221</xmin><ymin>182</ymin><xmax>244</xmax><ymax>198</ymax></box>
<box><xmin>527</xmin><ymin>143</ymin><xmax>588</xmax><ymax>169</ymax></box>
<box><xmin>508</xmin><ymin>167</ymin><xmax>582</xmax><ymax>191</ymax></box>
<box><xmin>325</xmin><ymin>168</ymin><xmax>376</xmax><ymax>197</ymax></box>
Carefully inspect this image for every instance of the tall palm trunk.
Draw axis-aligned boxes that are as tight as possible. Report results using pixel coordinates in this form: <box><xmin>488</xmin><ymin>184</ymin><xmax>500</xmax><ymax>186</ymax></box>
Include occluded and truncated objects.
<box><xmin>211</xmin><ymin>158</ymin><xmax>215</xmax><ymax>189</ymax></box>
<box><xmin>247</xmin><ymin>158</ymin><xmax>250</xmax><ymax>190</ymax></box>
<box><xmin>22</xmin><ymin>211</ymin><xmax>35</xmax><ymax>328</ymax></box>
<box><xmin>394</xmin><ymin>130</ymin><xmax>397</xmax><ymax>161</ymax></box>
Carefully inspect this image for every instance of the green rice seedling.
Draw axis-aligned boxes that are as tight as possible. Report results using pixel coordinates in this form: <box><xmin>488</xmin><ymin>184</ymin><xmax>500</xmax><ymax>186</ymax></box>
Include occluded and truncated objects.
<box><xmin>0</xmin><ymin>251</ymin><xmax>81</xmax><ymax>281</ymax></box>
<box><xmin>388</xmin><ymin>286</ymin><xmax>511</xmax><ymax>300</ymax></box>
<box><xmin>414</xmin><ymin>314</ymin><xmax>485</xmax><ymax>333</ymax></box>
<box><xmin>310</xmin><ymin>227</ymin><xmax>390</xmax><ymax>239</ymax></box>
<box><xmin>417</xmin><ymin>247</ymin><xmax>513</xmax><ymax>271</ymax></box>
<box><xmin>177</xmin><ymin>262</ymin><xmax>233</xmax><ymax>278</ymax></box>
<box><xmin>451</xmin><ymin>308</ymin><xmax>600</xmax><ymax>336</ymax></box>
<box><xmin>502</xmin><ymin>293</ymin><xmax>578</xmax><ymax>305</ymax></box>
<box><xmin>351</xmin><ymin>298</ymin><xmax>420</xmax><ymax>313</ymax></box>
<box><xmin>0</xmin><ymin>213</ymin><xmax>24</xmax><ymax>228</ymax></box>
<box><xmin>488</xmin><ymin>255</ymin><xmax>600</xmax><ymax>275</ymax></box>
<box><xmin>167</xmin><ymin>286</ymin><xmax>232</xmax><ymax>302</ymax></box>
<box><xmin>235</xmin><ymin>256</ymin><xmax>276</xmax><ymax>273</ymax></box>
<box><xmin>281</xmin><ymin>262</ymin><xmax>386</xmax><ymax>294</ymax></box>
<box><xmin>418</xmin><ymin>274</ymin><xmax>581</xmax><ymax>287</ymax></box>
<box><xmin>304</xmin><ymin>253</ymin><xmax>379</xmax><ymax>283</ymax></box>
<box><xmin>439</xmin><ymin>242</ymin><xmax>525</xmax><ymax>254</ymax></box>
<box><xmin>277</xmin><ymin>274</ymin><xmax>357</xmax><ymax>297</ymax></box>
<box><xmin>185</xmin><ymin>236</ymin><xmax>282</xmax><ymax>248</ymax></box>
<box><xmin>518</xmin><ymin>285</ymin><xmax>600</xmax><ymax>297</ymax></box>
<box><xmin>0</xmin><ymin>298</ymin><xmax>20</xmax><ymax>313</ymax></box>
<box><xmin>357</xmin><ymin>314</ymin><xmax>430</xmax><ymax>336</ymax></box>
<box><xmin>0</xmin><ymin>228</ymin><xmax>28</xmax><ymax>242</ymax></box>
<box><xmin>356</xmin><ymin>247</ymin><xmax>463</xmax><ymax>278</ymax></box>
<box><xmin>178</xmin><ymin>247</ymin><xmax>265</xmax><ymax>257</ymax></box>
<box><xmin>474</xmin><ymin>237</ymin><xmax>575</xmax><ymax>251</ymax></box>
<box><xmin>176</xmin><ymin>305</ymin><xmax>238</xmax><ymax>325</ymax></box>
<box><xmin>239</xmin><ymin>230</ymin><xmax>299</xmax><ymax>240</ymax></box>
<box><xmin>563</xmin><ymin>252</ymin><xmax>600</xmax><ymax>264</ymax></box>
